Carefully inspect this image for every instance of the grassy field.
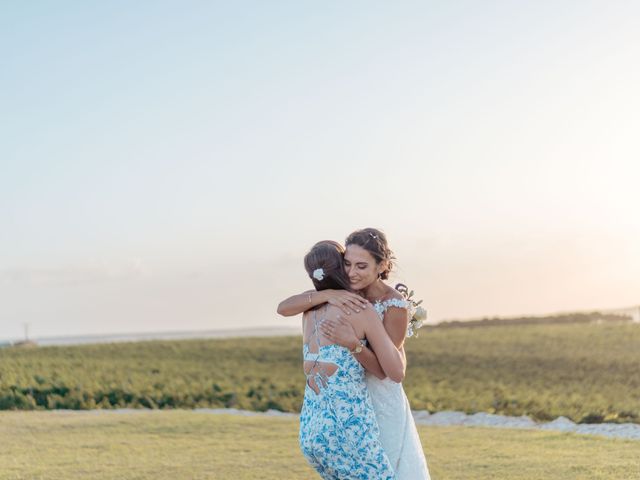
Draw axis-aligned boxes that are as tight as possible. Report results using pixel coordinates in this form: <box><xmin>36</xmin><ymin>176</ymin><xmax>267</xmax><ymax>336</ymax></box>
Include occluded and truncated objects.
<box><xmin>0</xmin><ymin>410</ymin><xmax>638</xmax><ymax>479</ymax></box>
<box><xmin>1</xmin><ymin>322</ymin><xmax>639</xmax><ymax>423</ymax></box>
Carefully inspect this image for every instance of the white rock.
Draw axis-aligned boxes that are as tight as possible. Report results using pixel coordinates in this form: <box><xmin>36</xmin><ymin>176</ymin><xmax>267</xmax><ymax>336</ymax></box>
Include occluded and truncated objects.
<box><xmin>264</xmin><ymin>409</ymin><xmax>298</xmax><ymax>417</ymax></box>
<box><xmin>574</xmin><ymin>423</ymin><xmax>640</xmax><ymax>440</ymax></box>
<box><xmin>411</xmin><ymin>410</ymin><xmax>431</xmax><ymax>422</ymax></box>
<box><xmin>539</xmin><ymin>416</ymin><xmax>576</xmax><ymax>432</ymax></box>
<box><xmin>422</xmin><ymin>411</ymin><xmax>468</xmax><ymax>425</ymax></box>
<box><xmin>464</xmin><ymin>412</ymin><xmax>536</xmax><ymax>429</ymax></box>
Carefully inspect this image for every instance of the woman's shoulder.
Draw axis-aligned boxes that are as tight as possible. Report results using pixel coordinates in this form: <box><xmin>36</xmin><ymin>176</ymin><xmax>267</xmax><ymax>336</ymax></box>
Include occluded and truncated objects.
<box><xmin>379</xmin><ymin>286</ymin><xmax>405</xmax><ymax>303</ymax></box>
<box><xmin>376</xmin><ymin>287</ymin><xmax>410</xmax><ymax>310</ymax></box>
<box><xmin>385</xmin><ymin>287</ymin><xmax>404</xmax><ymax>301</ymax></box>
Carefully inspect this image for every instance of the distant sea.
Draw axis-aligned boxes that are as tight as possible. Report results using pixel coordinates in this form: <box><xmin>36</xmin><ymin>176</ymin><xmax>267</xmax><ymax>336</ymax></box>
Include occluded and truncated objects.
<box><xmin>0</xmin><ymin>326</ymin><xmax>301</xmax><ymax>347</ymax></box>
<box><xmin>3</xmin><ymin>306</ymin><xmax>636</xmax><ymax>348</ymax></box>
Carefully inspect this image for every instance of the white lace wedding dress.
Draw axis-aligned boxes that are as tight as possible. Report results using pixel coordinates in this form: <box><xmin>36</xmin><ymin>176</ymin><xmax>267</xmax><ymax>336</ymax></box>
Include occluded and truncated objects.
<box><xmin>367</xmin><ymin>298</ymin><xmax>431</xmax><ymax>479</ymax></box>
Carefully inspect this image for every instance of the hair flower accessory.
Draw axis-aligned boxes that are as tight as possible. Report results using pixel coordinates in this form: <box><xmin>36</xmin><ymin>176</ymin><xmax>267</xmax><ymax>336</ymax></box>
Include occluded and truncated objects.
<box><xmin>312</xmin><ymin>268</ymin><xmax>325</xmax><ymax>281</ymax></box>
<box><xmin>396</xmin><ymin>283</ymin><xmax>427</xmax><ymax>338</ymax></box>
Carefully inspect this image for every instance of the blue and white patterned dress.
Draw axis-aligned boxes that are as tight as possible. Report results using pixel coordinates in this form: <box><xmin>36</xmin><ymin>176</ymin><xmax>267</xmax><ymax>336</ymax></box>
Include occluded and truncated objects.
<box><xmin>299</xmin><ymin>306</ymin><xmax>396</xmax><ymax>480</ymax></box>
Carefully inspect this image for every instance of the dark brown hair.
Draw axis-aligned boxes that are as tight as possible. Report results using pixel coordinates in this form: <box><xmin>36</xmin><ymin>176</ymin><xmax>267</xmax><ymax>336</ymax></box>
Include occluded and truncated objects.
<box><xmin>345</xmin><ymin>227</ymin><xmax>395</xmax><ymax>280</ymax></box>
<box><xmin>304</xmin><ymin>240</ymin><xmax>352</xmax><ymax>291</ymax></box>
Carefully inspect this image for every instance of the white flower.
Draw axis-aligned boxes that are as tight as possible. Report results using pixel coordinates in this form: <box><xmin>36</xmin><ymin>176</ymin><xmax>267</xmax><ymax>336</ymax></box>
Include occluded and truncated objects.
<box><xmin>413</xmin><ymin>306</ymin><xmax>427</xmax><ymax>322</ymax></box>
<box><xmin>312</xmin><ymin>268</ymin><xmax>325</xmax><ymax>281</ymax></box>
<box><xmin>396</xmin><ymin>282</ymin><xmax>427</xmax><ymax>339</ymax></box>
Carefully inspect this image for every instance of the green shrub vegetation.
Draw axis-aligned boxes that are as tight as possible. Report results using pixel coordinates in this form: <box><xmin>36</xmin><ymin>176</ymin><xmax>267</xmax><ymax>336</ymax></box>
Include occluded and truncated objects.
<box><xmin>1</xmin><ymin>322</ymin><xmax>638</xmax><ymax>423</ymax></box>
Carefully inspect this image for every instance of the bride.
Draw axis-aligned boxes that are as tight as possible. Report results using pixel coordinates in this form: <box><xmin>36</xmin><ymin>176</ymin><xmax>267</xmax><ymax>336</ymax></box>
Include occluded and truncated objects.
<box><xmin>278</xmin><ymin>228</ymin><xmax>430</xmax><ymax>479</ymax></box>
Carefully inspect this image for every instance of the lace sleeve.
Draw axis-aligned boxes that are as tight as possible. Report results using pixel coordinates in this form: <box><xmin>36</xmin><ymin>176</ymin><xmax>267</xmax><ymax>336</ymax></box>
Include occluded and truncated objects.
<box><xmin>374</xmin><ymin>298</ymin><xmax>411</xmax><ymax>317</ymax></box>
<box><xmin>383</xmin><ymin>298</ymin><xmax>410</xmax><ymax>310</ymax></box>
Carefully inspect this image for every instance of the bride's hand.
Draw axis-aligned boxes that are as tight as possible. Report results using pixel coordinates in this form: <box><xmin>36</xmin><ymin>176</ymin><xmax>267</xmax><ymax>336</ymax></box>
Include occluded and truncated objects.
<box><xmin>324</xmin><ymin>290</ymin><xmax>370</xmax><ymax>315</ymax></box>
<box><xmin>320</xmin><ymin>315</ymin><xmax>360</xmax><ymax>350</ymax></box>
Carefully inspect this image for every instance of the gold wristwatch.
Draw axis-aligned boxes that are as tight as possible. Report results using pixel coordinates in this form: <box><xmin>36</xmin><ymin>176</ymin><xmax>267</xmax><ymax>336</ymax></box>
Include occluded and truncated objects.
<box><xmin>350</xmin><ymin>339</ymin><xmax>365</xmax><ymax>354</ymax></box>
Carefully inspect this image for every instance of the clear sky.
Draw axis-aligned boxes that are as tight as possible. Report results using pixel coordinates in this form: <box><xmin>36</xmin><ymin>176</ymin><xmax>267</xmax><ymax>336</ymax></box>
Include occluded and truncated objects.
<box><xmin>1</xmin><ymin>1</ymin><xmax>639</xmax><ymax>340</ymax></box>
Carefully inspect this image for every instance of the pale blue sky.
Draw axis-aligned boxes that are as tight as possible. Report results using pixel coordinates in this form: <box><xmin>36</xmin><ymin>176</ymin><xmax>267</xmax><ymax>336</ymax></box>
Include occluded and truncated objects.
<box><xmin>1</xmin><ymin>1</ymin><xmax>639</xmax><ymax>340</ymax></box>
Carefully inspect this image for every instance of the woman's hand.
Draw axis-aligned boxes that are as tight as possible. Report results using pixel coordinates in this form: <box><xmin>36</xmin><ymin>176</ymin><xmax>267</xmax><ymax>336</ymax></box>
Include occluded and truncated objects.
<box><xmin>324</xmin><ymin>290</ymin><xmax>370</xmax><ymax>315</ymax></box>
<box><xmin>320</xmin><ymin>315</ymin><xmax>360</xmax><ymax>350</ymax></box>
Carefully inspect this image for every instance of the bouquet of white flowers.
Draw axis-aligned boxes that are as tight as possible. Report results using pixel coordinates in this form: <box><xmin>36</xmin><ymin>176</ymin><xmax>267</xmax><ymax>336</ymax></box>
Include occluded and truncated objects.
<box><xmin>395</xmin><ymin>283</ymin><xmax>427</xmax><ymax>338</ymax></box>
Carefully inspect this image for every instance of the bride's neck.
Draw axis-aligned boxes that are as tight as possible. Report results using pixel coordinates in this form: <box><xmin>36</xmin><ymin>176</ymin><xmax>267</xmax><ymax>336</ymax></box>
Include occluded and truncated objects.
<box><xmin>363</xmin><ymin>280</ymin><xmax>387</xmax><ymax>302</ymax></box>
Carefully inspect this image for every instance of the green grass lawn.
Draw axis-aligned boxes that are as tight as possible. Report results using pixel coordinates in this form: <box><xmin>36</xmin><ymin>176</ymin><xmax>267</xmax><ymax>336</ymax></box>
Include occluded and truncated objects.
<box><xmin>1</xmin><ymin>411</ymin><xmax>638</xmax><ymax>479</ymax></box>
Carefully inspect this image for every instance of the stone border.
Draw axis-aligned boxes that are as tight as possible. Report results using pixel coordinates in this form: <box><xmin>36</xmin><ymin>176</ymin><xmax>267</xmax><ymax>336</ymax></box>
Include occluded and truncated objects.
<box><xmin>39</xmin><ymin>408</ymin><xmax>640</xmax><ymax>440</ymax></box>
<box><xmin>192</xmin><ymin>408</ymin><xmax>640</xmax><ymax>441</ymax></box>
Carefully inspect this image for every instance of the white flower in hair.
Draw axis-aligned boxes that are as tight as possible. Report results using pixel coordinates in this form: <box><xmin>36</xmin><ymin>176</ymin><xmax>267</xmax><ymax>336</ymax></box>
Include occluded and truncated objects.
<box><xmin>312</xmin><ymin>268</ymin><xmax>325</xmax><ymax>281</ymax></box>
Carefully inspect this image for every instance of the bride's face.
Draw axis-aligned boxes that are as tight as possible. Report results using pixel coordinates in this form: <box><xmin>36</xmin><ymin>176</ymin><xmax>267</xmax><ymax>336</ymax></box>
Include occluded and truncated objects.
<box><xmin>344</xmin><ymin>244</ymin><xmax>383</xmax><ymax>291</ymax></box>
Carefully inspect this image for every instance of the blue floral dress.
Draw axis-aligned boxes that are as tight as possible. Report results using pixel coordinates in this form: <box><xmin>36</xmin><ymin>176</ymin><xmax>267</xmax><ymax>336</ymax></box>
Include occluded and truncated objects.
<box><xmin>299</xmin><ymin>306</ymin><xmax>396</xmax><ymax>480</ymax></box>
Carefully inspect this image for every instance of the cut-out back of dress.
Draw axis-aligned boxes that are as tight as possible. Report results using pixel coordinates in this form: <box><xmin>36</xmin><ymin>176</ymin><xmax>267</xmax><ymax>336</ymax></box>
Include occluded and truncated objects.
<box><xmin>303</xmin><ymin>305</ymin><xmax>339</xmax><ymax>394</ymax></box>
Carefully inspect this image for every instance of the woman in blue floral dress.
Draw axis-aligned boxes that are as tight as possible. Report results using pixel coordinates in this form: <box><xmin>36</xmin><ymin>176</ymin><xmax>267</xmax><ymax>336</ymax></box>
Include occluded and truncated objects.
<box><xmin>298</xmin><ymin>240</ymin><xmax>405</xmax><ymax>479</ymax></box>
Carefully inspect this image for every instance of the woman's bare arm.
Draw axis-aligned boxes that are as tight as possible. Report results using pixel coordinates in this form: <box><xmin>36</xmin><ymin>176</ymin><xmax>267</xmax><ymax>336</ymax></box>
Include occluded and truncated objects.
<box><xmin>277</xmin><ymin>290</ymin><xmax>324</xmax><ymax>317</ymax></box>
<box><xmin>364</xmin><ymin>314</ymin><xmax>405</xmax><ymax>383</ymax></box>
<box><xmin>321</xmin><ymin>302</ymin><xmax>410</xmax><ymax>375</ymax></box>
<box><xmin>277</xmin><ymin>289</ymin><xmax>370</xmax><ymax>317</ymax></box>
<box><xmin>320</xmin><ymin>314</ymin><xmax>401</xmax><ymax>379</ymax></box>
<box><xmin>381</xmin><ymin>306</ymin><xmax>410</xmax><ymax>350</ymax></box>
<box><xmin>319</xmin><ymin>316</ymin><xmax>386</xmax><ymax>379</ymax></box>
<box><xmin>352</xmin><ymin>345</ymin><xmax>386</xmax><ymax>379</ymax></box>
<box><xmin>381</xmin><ymin>306</ymin><xmax>410</xmax><ymax>371</ymax></box>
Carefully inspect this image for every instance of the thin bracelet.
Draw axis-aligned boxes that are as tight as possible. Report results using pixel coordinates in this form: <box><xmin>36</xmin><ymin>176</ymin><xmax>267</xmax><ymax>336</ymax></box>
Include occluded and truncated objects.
<box><xmin>308</xmin><ymin>292</ymin><xmax>313</xmax><ymax>304</ymax></box>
